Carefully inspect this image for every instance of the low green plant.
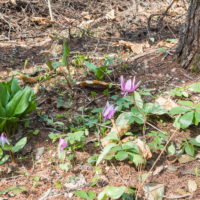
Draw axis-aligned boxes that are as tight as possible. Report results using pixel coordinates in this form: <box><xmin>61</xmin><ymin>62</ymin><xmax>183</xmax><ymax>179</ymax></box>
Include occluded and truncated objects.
<box><xmin>0</xmin><ymin>78</ymin><xmax>36</xmax><ymax>135</ymax></box>
<box><xmin>98</xmin><ymin>186</ymin><xmax>136</xmax><ymax>200</ymax></box>
<box><xmin>74</xmin><ymin>190</ymin><xmax>96</xmax><ymax>200</ymax></box>
<box><xmin>84</xmin><ymin>55</ymin><xmax>120</xmax><ymax>80</ymax></box>
<box><xmin>147</xmin><ymin>131</ymin><xmax>168</xmax><ymax>151</ymax></box>
<box><xmin>169</xmin><ymin>100</ymin><xmax>200</xmax><ymax>129</ymax></box>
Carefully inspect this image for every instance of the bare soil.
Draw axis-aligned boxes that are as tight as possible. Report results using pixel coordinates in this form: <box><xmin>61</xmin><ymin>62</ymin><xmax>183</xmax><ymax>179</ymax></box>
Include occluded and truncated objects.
<box><xmin>1</xmin><ymin>0</ymin><xmax>200</xmax><ymax>200</ymax></box>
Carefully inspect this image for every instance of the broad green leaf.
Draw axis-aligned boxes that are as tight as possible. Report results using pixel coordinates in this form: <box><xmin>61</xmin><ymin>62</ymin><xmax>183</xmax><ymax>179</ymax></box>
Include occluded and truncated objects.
<box><xmin>96</xmin><ymin>143</ymin><xmax>117</xmax><ymax>165</ymax></box>
<box><xmin>11</xmin><ymin>79</ymin><xmax>21</xmax><ymax>96</ymax></box>
<box><xmin>116</xmin><ymin>112</ymin><xmax>132</xmax><ymax>128</ymax></box>
<box><xmin>6</xmin><ymin>90</ymin><xmax>23</xmax><ymax>116</ymax></box>
<box><xmin>143</xmin><ymin>103</ymin><xmax>166</xmax><ymax>115</ymax></box>
<box><xmin>0</xmin><ymin>82</ymin><xmax>10</xmax><ymax>107</ymax></box>
<box><xmin>194</xmin><ymin>110</ymin><xmax>200</xmax><ymax>125</ymax></box>
<box><xmin>12</xmin><ymin>137</ymin><xmax>27</xmax><ymax>153</ymax></box>
<box><xmin>189</xmin><ymin>83</ymin><xmax>200</xmax><ymax>92</ymax></box>
<box><xmin>84</xmin><ymin>61</ymin><xmax>97</xmax><ymax>72</ymax></box>
<box><xmin>88</xmin><ymin>191</ymin><xmax>96</xmax><ymax>200</ymax></box>
<box><xmin>115</xmin><ymin>151</ymin><xmax>128</xmax><ymax>161</ymax></box>
<box><xmin>100</xmin><ymin>184</ymin><xmax>129</xmax><ymax>199</ymax></box>
<box><xmin>184</xmin><ymin>144</ymin><xmax>195</xmax><ymax>157</ymax></box>
<box><xmin>14</xmin><ymin>87</ymin><xmax>34</xmax><ymax>115</ymax></box>
<box><xmin>74</xmin><ymin>190</ymin><xmax>89</xmax><ymax>199</ymax></box>
<box><xmin>0</xmin><ymin>148</ymin><xmax>3</xmax><ymax>159</ymax></box>
<box><xmin>0</xmin><ymin>154</ymin><xmax>9</xmax><ymax>164</ymax></box>
<box><xmin>101</xmin><ymin>131</ymin><xmax>119</xmax><ymax>142</ymax></box>
<box><xmin>128</xmin><ymin>153</ymin><xmax>144</xmax><ymax>166</ymax></box>
<box><xmin>178</xmin><ymin>100</ymin><xmax>193</xmax><ymax>107</ymax></box>
<box><xmin>179</xmin><ymin>111</ymin><xmax>194</xmax><ymax>129</ymax></box>
<box><xmin>169</xmin><ymin>106</ymin><xmax>192</xmax><ymax>115</ymax></box>
<box><xmin>167</xmin><ymin>143</ymin><xmax>176</xmax><ymax>155</ymax></box>
<box><xmin>105</xmin><ymin>186</ymin><xmax>126</xmax><ymax>199</ymax></box>
<box><xmin>62</xmin><ymin>40</ymin><xmax>70</xmax><ymax>66</ymax></box>
<box><xmin>122</xmin><ymin>141</ymin><xmax>139</xmax><ymax>153</ymax></box>
<box><xmin>134</xmin><ymin>91</ymin><xmax>143</xmax><ymax>109</ymax></box>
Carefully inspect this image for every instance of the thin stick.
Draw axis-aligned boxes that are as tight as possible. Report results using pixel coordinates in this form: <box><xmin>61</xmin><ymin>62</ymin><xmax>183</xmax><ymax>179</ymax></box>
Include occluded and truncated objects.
<box><xmin>47</xmin><ymin>0</ymin><xmax>54</xmax><ymax>21</ymax></box>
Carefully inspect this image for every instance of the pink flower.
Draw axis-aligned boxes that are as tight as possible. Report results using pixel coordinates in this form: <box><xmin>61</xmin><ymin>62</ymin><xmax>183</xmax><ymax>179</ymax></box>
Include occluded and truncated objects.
<box><xmin>102</xmin><ymin>102</ymin><xmax>116</xmax><ymax>120</ymax></box>
<box><xmin>59</xmin><ymin>138</ymin><xmax>68</xmax><ymax>152</ymax></box>
<box><xmin>120</xmin><ymin>75</ymin><xmax>140</xmax><ymax>95</ymax></box>
<box><xmin>0</xmin><ymin>133</ymin><xmax>10</xmax><ymax>147</ymax></box>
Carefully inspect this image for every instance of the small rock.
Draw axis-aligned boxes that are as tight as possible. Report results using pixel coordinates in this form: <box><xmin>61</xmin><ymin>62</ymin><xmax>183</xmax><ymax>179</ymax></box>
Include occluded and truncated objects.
<box><xmin>34</xmin><ymin>147</ymin><xmax>45</xmax><ymax>160</ymax></box>
<box><xmin>188</xmin><ymin>180</ymin><xmax>197</xmax><ymax>193</ymax></box>
<box><xmin>167</xmin><ymin>165</ymin><xmax>178</xmax><ymax>172</ymax></box>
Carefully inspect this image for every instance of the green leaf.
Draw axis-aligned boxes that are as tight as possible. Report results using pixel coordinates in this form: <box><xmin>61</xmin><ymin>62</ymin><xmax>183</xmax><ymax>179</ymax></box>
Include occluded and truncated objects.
<box><xmin>105</xmin><ymin>186</ymin><xmax>126</xmax><ymax>199</ymax></box>
<box><xmin>169</xmin><ymin>106</ymin><xmax>192</xmax><ymax>115</ymax></box>
<box><xmin>143</xmin><ymin>103</ymin><xmax>166</xmax><ymax>115</ymax></box>
<box><xmin>190</xmin><ymin>83</ymin><xmax>200</xmax><ymax>92</ymax></box>
<box><xmin>6</xmin><ymin>90</ymin><xmax>23</xmax><ymax>116</ymax></box>
<box><xmin>0</xmin><ymin>147</ymin><xmax>3</xmax><ymax>159</ymax></box>
<box><xmin>59</xmin><ymin>163</ymin><xmax>69</xmax><ymax>171</ymax></box>
<box><xmin>167</xmin><ymin>143</ymin><xmax>176</xmax><ymax>155</ymax></box>
<box><xmin>12</xmin><ymin>137</ymin><xmax>27</xmax><ymax>153</ymax></box>
<box><xmin>14</xmin><ymin>87</ymin><xmax>34</xmax><ymax>115</ymax></box>
<box><xmin>115</xmin><ymin>151</ymin><xmax>128</xmax><ymax>161</ymax></box>
<box><xmin>128</xmin><ymin>153</ymin><xmax>145</xmax><ymax>166</ymax></box>
<box><xmin>116</xmin><ymin>112</ymin><xmax>133</xmax><ymax>128</ymax></box>
<box><xmin>62</xmin><ymin>41</ymin><xmax>70</xmax><ymax>66</ymax></box>
<box><xmin>96</xmin><ymin>143</ymin><xmax>117</xmax><ymax>165</ymax></box>
<box><xmin>0</xmin><ymin>154</ymin><xmax>9</xmax><ymax>164</ymax></box>
<box><xmin>194</xmin><ymin>110</ymin><xmax>200</xmax><ymax>125</ymax></box>
<box><xmin>179</xmin><ymin>111</ymin><xmax>194</xmax><ymax>129</ymax></box>
<box><xmin>134</xmin><ymin>91</ymin><xmax>143</xmax><ymax>109</ymax></box>
<box><xmin>74</xmin><ymin>190</ymin><xmax>89</xmax><ymax>199</ymax></box>
<box><xmin>11</xmin><ymin>79</ymin><xmax>21</xmax><ymax>96</ymax></box>
<box><xmin>101</xmin><ymin>131</ymin><xmax>119</xmax><ymax>143</ymax></box>
<box><xmin>178</xmin><ymin>100</ymin><xmax>193</xmax><ymax>107</ymax></box>
<box><xmin>184</xmin><ymin>144</ymin><xmax>195</xmax><ymax>157</ymax></box>
<box><xmin>88</xmin><ymin>191</ymin><xmax>96</xmax><ymax>200</ymax></box>
<box><xmin>0</xmin><ymin>82</ymin><xmax>10</xmax><ymax>107</ymax></box>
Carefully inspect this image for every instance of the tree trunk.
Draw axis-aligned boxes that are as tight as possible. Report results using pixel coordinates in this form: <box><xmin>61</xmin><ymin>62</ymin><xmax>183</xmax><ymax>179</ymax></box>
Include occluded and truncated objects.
<box><xmin>176</xmin><ymin>0</ymin><xmax>200</xmax><ymax>71</ymax></box>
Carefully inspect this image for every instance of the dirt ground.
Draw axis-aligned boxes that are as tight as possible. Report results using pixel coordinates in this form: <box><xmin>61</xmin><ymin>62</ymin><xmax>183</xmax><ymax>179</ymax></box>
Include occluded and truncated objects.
<box><xmin>1</xmin><ymin>0</ymin><xmax>200</xmax><ymax>199</ymax></box>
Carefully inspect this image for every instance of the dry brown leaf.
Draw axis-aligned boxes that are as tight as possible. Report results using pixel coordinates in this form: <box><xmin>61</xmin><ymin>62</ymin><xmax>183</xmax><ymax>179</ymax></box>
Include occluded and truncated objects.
<box><xmin>157</xmin><ymin>40</ymin><xmax>177</xmax><ymax>48</ymax></box>
<box><xmin>105</xmin><ymin>9</ymin><xmax>115</xmax><ymax>20</ymax></box>
<box><xmin>155</xmin><ymin>96</ymin><xmax>177</xmax><ymax>111</ymax></box>
<box><xmin>118</xmin><ymin>40</ymin><xmax>144</xmax><ymax>54</ymax></box>
<box><xmin>19</xmin><ymin>75</ymin><xmax>38</xmax><ymax>84</ymax></box>
<box><xmin>76</xmin><ymin>80</ymin><xmax>112</xmax><ymax>88</ymax></box>
<box><xmin>33</xmin><ymin>83</ymin><xmax>40</xmax><ymax>95</ymax></box>
<box><xmin>31</xmin><ymin>17</ymin><xmax>52</xmax><ymax>25</ymax></box>
<box><xmin>135</xmin><ymin>138</ymin><xmax>152</xmax><ymax>159</ymax></box>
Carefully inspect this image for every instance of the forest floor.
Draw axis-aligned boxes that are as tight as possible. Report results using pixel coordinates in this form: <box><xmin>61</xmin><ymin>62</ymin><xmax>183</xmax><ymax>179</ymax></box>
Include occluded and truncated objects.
<box><xmin>1</xmin><ymin>0</ymin><xmax>200</xmax><ymax>200</ymax></box>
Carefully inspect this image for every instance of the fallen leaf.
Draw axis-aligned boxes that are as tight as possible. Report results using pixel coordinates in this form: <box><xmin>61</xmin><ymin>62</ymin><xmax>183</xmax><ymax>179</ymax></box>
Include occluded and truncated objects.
<box><xmin>155</xmin><ymin>96</ymin><xmax>177</xmax><ymax>111</ymax></box>
<box><xmin>153</xmin><ymin>165</ymin><xmax>165</xmax><ymax>176</ymax></box>
<box><xmin>118</xmin><ymin>40</ymin><xmax>144</xmax><ymax>54</ymax></box>
<box><xmin>105</xmin><ymin>9</ymin><xmax>115</xmax><ymax>20</ymax></box>
<box><xmin>19</xmin><ymin>75</ymin><xmax>38</xmax><ymax>83</ymax></box>
<box><xmin>76</xmin><ymin>80</ymin><xmax>111</xmax><ymax>88</ymax></box>
<box><xmin>178</xmin><ymin>154</ymin><xmax>195</xmax><ymax>164</ymax></box>
<box><xmin>143</xmin><ymin>183</ymin><xmax>165</xmax><ymax>200</ymax></box>
<box><xmin>135</xmin><ymin>138</ymin><xmax>152</xmax><ymax>159</ymax></box>
<box><xmin>188</xmin><ymin>180</ymin><xmax>197</xmax><ymax>193</ymax></box>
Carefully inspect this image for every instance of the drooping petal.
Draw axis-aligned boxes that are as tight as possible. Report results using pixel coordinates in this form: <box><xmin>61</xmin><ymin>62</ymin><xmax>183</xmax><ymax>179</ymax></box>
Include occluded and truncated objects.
<box><xmin>102</xmin><ymin>102</ymin><xmax>116</xmax><ymax>120</ymax></box>
<box><xmin>120</xmin><ymin>76</ymin><xmax>125</xmax><ymax>90</ymax></box>
<box><xmin>125</xmin><ymin>79</ymin><xmax>133</xmax><ymax>92</ymax></box>
<box><xmin>59</xmin><ymin>138</ymin><xmax>68</xmax><ymax>152</ymax></box>
<box><xmin>0</xmin><ymin>133</ymin><xmax>10</xmax><ymax>147</ymax></box>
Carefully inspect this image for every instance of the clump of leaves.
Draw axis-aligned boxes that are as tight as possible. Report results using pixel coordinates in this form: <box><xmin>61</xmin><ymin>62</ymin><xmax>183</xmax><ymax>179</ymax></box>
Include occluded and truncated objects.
<box><xmin>0</xmin><ymin>78</ymin><xmax>36</xmax><ymax>135</ymax></box>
